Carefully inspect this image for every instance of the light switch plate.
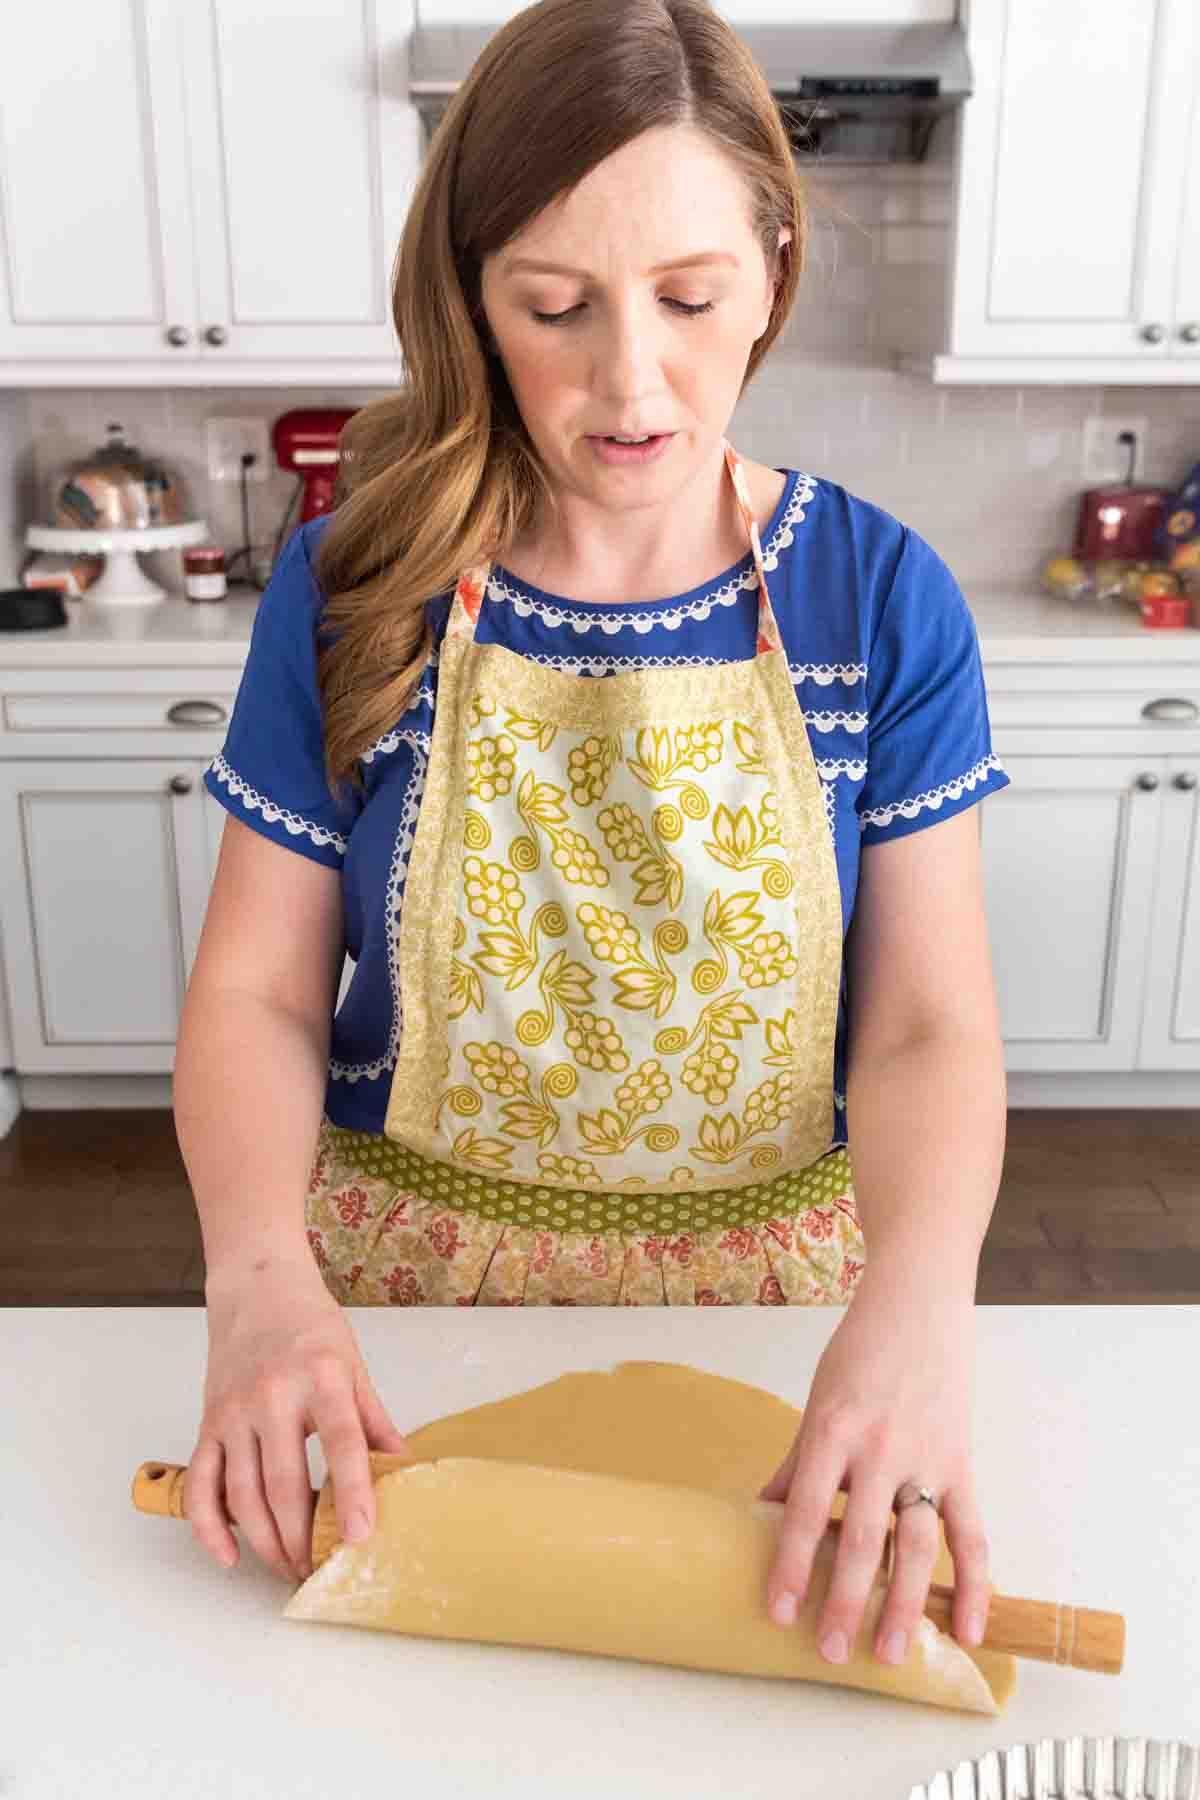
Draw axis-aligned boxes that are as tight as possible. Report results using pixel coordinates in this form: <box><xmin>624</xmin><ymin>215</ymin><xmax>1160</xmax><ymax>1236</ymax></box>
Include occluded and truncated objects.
<box><xmin>1081</xmin><ymin>415</ymin><xmax>1148</xmax><ymax>486</ymax></box>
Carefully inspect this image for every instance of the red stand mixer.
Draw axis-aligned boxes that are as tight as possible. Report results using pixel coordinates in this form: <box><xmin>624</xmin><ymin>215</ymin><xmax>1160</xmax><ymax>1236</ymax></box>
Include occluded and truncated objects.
<box><xmin>232</xmin><ymin>406</ymin><xmax>358</xmax><ymax>588</ymax></box>
<box><xmin>271</xmin><ymin>407</ymin><xmax>359</xmax><ymax>525</ymax></box>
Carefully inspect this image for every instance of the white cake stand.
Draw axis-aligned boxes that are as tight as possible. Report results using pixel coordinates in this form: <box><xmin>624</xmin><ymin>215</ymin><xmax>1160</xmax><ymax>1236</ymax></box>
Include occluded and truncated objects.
<box><xmin>25</xmin><ymin>519</ymin><xmax>212</xmax><ymax>606</ymax></box>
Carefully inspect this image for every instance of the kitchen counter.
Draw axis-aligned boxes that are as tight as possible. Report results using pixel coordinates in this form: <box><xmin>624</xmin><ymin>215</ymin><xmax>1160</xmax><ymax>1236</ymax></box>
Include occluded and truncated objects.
<box><xmin>7</xmin><ymin>1304</ymin><xmax>1198</xmax><ymax>1797</ymax></box>
<box><xmin>0</xmin><ymin>581</ymin><xmax>1196</xmax><ymax>667</ymax></box>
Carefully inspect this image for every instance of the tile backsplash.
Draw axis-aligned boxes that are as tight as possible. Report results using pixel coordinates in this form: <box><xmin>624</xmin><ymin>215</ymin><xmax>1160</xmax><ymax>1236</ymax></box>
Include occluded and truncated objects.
<box><xmin>23</xmin><ymin>165</ymin><xmax>1200</xmax><ymax>597</ymax></box>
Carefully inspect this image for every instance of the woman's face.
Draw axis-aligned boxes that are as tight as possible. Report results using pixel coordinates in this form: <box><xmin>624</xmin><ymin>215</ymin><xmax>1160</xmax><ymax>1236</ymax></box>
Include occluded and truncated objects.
<box><xmin>479</xmin><ymin>124</ymin><xmax>786</xmax><ymax>497</ymax></box>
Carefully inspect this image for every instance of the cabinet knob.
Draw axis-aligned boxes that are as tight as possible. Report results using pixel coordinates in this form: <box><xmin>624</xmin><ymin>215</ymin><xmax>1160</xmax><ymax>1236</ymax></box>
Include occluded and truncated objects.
<box><xmin>1135</xmin><ymin>772</ymin><xmax>1160</xmax><ymax>791</ymax></box>
<box><xmin>1180</xmin><ymin>322</ymin><xmax>1200</xmax><ymax>345</ymax></box>
<box><xmin>168</xmin><ymin>775</ymin><xmax>193</xmax><ymax>796</ymax></box>
<box><xmin>165</xmin><ymin>325</ymin><xmax>190</xmax><ymax>347</ymax></box>
<box><xmin>1142</xmin><ymin>697</ymin><xmax>1199</xmax><ymax>723</ymax></box>
<box><xmin>1139</xmin><ymin>322</ymin><xmax>1166</xmax><ymax>344</ymax></box>
<box><xmin>1175</xmin><ymin>771</ymin><xmax>1199</xmax><ymax>791</ymax></box>
<box><xmin>203</xmin><ymin>325</ymin><xmax>228</xmax><ymax>347</ymax></box>
<box><xmin>167</xmin><ymin>699</ymin><xmax>228</xmax><ymax>727</ymax></box>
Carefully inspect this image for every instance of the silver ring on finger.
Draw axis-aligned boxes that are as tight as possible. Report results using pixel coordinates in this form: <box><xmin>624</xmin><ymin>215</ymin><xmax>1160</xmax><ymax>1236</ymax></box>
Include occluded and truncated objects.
<box><xmin>893</xmin><ymin>1481</ymin><xmax>940</xmax><ymax>1515</ymax></box>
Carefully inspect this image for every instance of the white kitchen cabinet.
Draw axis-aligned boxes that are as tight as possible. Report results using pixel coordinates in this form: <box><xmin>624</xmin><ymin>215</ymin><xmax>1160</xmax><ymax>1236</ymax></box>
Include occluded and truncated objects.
<box><xmin>0</xmin><ymin>758</ymin><xmax>214</xmax><ymax>1075</ymax></box>
<box><xmin>909</xmin><ymin>0</ymin><xmax>1200</xmax><ymax>383</ymax></box>
<box><xmin>0</xmin><ymin>0</ymin><xmax>419</xmax><ymax>380</ymax></box>
<box><xmin>0</xmin><ymin>632</ymin><xmax>353</xmax><ymax>1116</ymax></box>
<box><xmin>1139</xmin><ymin>756</ymin><xmax>1200</xmax><ymax>1067</ymax></box>
<box><xmin>981</xmin><ymin>752</ymin><xmax>1176</xmax><ymax>1073</ymax></box>
<box><xmin>983</xmin><ymin>638</ymin><xmax>1200</xmax><ymax>1077</ymax></box>
<box><xmin>1174</xmin><ymin>83</ymin><xmax>1200</xmax><ymax>357</ymax></box>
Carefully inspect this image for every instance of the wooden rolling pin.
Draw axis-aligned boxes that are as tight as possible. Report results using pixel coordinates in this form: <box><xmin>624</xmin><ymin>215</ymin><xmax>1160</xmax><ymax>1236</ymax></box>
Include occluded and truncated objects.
<box><xmin>132</xmin><ymin>1451</ymin><xmax>1125</xmax><ymax>1675</ymax></box>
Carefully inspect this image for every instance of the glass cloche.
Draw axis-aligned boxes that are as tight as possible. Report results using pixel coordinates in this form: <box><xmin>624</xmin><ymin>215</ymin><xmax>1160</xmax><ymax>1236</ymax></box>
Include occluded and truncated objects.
<box><xmin>48</xmin><ymin>421</ymin><xmax>184</xmax><ymax>531</ymax></box>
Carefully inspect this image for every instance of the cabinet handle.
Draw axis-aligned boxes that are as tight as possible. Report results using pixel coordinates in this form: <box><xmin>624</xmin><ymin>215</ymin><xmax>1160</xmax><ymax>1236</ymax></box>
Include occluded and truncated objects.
<box><xmin>165</xmin><ymin>325</ymin><xmax>190</xmax><ymax>347</ymax></box>
<box><xmin>1175</xmin><ymin>771</ymin><xmax>1199</xmax><ymax>791</ymax></box>
<box><xmin>1141</xmin><ymin>697</ymin><xmax>1199</xmax><ymax>723</ymax></box>
<box><xmin>1135</xmin><ymin>772</ymin><xmax>1159</xmax><ymax>791</ymax></box>
<box><xmin>1179</xmin><ymin>322</ymin><xmax>1200</xmax><ymax>345</ymax></box>
<box><xmin>168</xmin><ymin>775</ymin><xmax>193</xmax><ymax>796</ymax></box>
<box><xmin>166</xmin><ymin>699</ymin><xmax>228</xmax><ymax>726</ymax></box>
<box><xmin>1139</xmin><ymin>323</ymin><xmax>1166</xmax><ymax>344</ymax></box>
<box><xmin>204</xmin><ymin>325</ymin><xmax>228</xmax><ymax>347</ymax></box>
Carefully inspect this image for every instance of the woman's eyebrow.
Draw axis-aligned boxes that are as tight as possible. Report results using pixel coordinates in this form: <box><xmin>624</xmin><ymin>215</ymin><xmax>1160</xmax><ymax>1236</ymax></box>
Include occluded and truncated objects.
<box><xmin>502</xmin><ymin>251</ymin><xmax>739</xmax><ymax>277</ymax></box>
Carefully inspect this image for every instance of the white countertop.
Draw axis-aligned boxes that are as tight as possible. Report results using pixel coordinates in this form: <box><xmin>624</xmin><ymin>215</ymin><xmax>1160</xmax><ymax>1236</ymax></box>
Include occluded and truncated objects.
<box><xmin>6</xmin><ymin>1304</ymin><xmax>1198</xmax><ymax>1797</ymax></box>
<box><xmin>0</xmin><ymin>582</ymin><xmax>1197</xmax><ymax>668</ymax></box>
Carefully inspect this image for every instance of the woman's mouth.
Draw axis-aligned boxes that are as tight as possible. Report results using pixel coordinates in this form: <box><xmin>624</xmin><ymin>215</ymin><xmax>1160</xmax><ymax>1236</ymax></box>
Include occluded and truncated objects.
<box><xmin>587</xmin><ymin>433</ymin><xmax>675</xmax><ymax>465</ymax></box>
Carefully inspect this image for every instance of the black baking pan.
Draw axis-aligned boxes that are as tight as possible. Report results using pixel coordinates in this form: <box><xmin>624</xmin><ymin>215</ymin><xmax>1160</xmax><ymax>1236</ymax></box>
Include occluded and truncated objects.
<box><xmin>0</xmin><ymin>587</ymin><xmax>69</xmax><ymax>631</ymax></box>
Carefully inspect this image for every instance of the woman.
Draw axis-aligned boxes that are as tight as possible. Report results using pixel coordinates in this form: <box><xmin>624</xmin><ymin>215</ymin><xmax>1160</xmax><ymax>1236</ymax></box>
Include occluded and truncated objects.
<box><xmin>177</xmin><ymin>0</ymin><xmax>1011</xmax><ymax>1683</ymax></box>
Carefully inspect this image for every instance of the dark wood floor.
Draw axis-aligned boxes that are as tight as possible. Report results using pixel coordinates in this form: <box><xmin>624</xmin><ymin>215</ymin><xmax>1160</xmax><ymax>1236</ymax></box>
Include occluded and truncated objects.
<box><xmin>0</xmin><ymin>1107</ymin><xmax>1197</xmax><ymax>1305</ymax></box>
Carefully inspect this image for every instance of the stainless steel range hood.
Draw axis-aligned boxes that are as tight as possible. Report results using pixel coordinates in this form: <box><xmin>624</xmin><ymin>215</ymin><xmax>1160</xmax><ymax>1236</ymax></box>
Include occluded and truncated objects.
<box><xmin>736</xmin><ymin>22</ymin><xmax>971</xmax><ymax>163</ymax></box>
<box><xmin>407</xmin><ymin>20</ymin><xmax>972</xmax><ymax>166</ymax></box>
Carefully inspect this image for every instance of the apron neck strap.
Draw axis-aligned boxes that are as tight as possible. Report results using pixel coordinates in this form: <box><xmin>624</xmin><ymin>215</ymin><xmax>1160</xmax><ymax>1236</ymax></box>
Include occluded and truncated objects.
<box><xmin>445</xmin><ymin>435</ymin><xmax>783</xmax><ymax>653</ymax></box>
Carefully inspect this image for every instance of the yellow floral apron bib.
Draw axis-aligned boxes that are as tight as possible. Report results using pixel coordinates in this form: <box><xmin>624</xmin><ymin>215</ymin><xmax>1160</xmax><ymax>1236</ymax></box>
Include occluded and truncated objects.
<box><xmin>305</xmin><ymin>439</ymin><xmax>868</xmax><ymax>1305</ymax></box>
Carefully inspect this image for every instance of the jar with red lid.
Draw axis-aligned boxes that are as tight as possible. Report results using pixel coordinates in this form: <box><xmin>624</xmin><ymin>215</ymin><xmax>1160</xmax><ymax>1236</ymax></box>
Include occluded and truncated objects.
<box><xmin>182</xmin><ymin>544</ymin><xmax>227</xmax><ymax>602</ymax></box>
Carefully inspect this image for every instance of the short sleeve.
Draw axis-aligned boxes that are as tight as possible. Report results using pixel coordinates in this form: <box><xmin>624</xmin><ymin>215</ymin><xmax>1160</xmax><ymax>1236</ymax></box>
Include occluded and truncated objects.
<box><xmin>203</xmin><ymin>520</ymin><xmax>361</xmax><ymax>869</ymax></box>
<box><xmin>857</xmin><ymin>527</ymin><xmax>1011</xmax><ymax>847</ymax></box>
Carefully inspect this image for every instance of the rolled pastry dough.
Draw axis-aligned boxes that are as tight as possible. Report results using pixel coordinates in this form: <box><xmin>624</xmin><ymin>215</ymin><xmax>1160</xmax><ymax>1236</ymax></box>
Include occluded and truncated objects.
<box><xmin>283</xmin><ymin>1360</ymin><xmax>1015</xmax><ymax>1715</ymax></box>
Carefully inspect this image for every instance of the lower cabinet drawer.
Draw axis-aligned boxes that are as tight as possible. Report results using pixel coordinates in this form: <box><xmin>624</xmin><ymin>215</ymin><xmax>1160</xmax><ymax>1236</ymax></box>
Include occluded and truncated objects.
<box><xmin>3</xmin><ymin>693</ymin><xmax>234</xmax><ymax>732</ymax></box>
<box><xmin>986</xmin><ymin>686</ymin><xmax>1200</xmax><ymax>730</ymax></box>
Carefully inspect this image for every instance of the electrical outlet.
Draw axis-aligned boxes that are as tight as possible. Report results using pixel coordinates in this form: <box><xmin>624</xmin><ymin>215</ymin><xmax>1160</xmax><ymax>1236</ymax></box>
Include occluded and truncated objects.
<box><xmin>206</xmin><ymin>416</ymin><xmax>271</xmax><ymax>483</ymax></box>
<box><xmin>1081</xmin><ymin>415</ymin><xmax>1148</xmax><ymax>487</ymax></box>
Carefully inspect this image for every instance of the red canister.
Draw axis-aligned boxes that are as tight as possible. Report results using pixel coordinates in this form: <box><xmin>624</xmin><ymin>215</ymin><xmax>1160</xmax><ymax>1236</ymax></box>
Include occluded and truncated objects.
<box><xmin>1139</xmin><ymin>590</ymin><xmax>1192</xmax><ymax>629</ymax></box>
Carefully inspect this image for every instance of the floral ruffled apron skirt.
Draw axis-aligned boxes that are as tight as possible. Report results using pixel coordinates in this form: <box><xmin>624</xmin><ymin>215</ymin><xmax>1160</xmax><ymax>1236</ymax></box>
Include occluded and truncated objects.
<box><xmin>306</xmin><ymin>438</ymin><xmax>867</xmax><ymax>1306</ymax></box>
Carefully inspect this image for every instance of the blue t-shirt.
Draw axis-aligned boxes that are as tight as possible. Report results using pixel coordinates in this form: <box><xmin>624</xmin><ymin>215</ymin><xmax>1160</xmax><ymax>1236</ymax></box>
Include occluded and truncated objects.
<box><xmin>204</xmin><ymin>467</ymin><xmax>1011</xmax><ymax>1148</ymax></box>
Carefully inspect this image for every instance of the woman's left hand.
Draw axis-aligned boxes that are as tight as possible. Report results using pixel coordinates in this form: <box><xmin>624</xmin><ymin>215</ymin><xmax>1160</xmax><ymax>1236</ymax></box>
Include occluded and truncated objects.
<box><xmin>758</xmin><ymin>1267</ymin><xmax>992</xmax><ymax>1668</ymax></box>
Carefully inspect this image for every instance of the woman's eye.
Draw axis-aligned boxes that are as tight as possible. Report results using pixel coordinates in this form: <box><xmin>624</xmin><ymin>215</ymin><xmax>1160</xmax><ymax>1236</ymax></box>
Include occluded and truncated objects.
<box><xmin>530</xmin><ymin>299</ymin><xmax>716</xmax><ymax>326</ymax></box>
<box><xmin>530</xmin><ymin>307</ymin><xmax>579</xmax><ymax>326</ymax></box>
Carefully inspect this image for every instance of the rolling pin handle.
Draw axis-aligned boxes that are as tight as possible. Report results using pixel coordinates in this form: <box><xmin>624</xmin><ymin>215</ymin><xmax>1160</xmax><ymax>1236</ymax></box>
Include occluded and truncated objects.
<box><xmin>132</xmin><ymin>1459</ymin><xmax>321</xmax><ymax>1523</ymax></box>
<box><xmin>132</xmin><ymin>1461</ymin><xmax>191</xmax><ymax>1520</ymax></box>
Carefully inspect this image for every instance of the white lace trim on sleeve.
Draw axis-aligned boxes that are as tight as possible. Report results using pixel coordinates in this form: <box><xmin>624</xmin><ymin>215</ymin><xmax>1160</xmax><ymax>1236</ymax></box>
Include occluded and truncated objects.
<box><xmin>858</xmin><ymin>752</ymin><xmax>1008</xmax><ymax>832</ymax></box>
<box><xmin>207</xmin><ymin>753</ymin><xmax>348</xmax><ymax>855</ymax></box>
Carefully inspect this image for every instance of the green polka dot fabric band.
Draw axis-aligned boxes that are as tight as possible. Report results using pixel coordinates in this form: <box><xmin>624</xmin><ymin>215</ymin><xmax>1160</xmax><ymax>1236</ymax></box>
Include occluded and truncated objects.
<box><xmin>321</xmin><ymin>1123</ymin><xmax>852</xmax><ymax>1236</ymax></box>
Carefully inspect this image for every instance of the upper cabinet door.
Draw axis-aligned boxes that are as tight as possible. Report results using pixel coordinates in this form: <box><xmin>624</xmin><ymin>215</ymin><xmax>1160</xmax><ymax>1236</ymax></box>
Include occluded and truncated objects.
<box><xmin>1170</xmin><ymin>61</ymin><xmax>1200</xmax><ymax>364</ymax></box>
<box><xmin>949</xmin><ymin>0</ymin><xmax>1197</xmax><ymax>361</ymax></box>
<box><xmin>177</xmin><ymin>0</ymin><xmax>419</xmax><ymax>366</ymax></box>
<box><xmin>0</xmin><ymin>0</ymin><xmax>198</xmax><ymax>360</ymax></box>
<box><xmin>0</xmin><ymin>0</ymin><xmax>420</xmax><ymax>373</ymax></box>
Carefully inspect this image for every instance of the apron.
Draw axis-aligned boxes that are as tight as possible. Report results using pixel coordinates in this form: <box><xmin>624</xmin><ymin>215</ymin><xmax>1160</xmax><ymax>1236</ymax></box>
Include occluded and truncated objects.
<box><xmin>305</xmin><ymin>438</ymin><xmax>867</xmax><ymax>1305</ymax></box>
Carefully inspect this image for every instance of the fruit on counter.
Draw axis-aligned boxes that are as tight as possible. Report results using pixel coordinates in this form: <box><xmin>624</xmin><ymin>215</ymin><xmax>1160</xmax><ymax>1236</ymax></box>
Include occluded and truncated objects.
<box><xmin>1091</xmin><ymin>559</ymin><xmax>1128</xmax><ymax>602</ymax></box>
<box><xmin>1040</xmin><ymin>552</ymin><xmax>1188</xmax><ymax>607</ymax></box>
<box><xmin>1118</xmin><ymin>562</ymin><xmax>1154</xmax><ymax>604</ymax></box>
<box><xmin>1133</xmin><ymin>569</ymin><xmax>1180</xmax><ymax>599</ymax></box>
<box><xmin>1040</xmin><ymin>555</ymin><xmax>1091</xmax><ymax>599</ymax></box>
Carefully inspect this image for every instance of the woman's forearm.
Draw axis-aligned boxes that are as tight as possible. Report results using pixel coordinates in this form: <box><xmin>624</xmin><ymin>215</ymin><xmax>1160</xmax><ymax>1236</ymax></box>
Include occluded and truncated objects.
<box><xmin>173</xmin><ymin>980</ymin><xmax>331</xmax><ymax>1292</ymax></box>
<box><xmin>844</xmin><ymin>1028</ymin><xmax>1007</xmax><ymax>1300</ymax></box>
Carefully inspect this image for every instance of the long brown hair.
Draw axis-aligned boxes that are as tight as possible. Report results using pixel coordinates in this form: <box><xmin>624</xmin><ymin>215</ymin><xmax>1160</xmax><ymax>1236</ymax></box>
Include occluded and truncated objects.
<box><xmin>313</xmin><ymin>0</ymin><xmax>808</xmax><ymax>799</ymax></box>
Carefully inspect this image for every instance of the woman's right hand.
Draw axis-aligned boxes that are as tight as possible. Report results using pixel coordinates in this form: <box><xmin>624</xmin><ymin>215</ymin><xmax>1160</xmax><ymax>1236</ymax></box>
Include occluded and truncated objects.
<box><xmin>186</xmin><ymin>1254</ymin><xmax>413</xmax><ymax>1585</ymax></box>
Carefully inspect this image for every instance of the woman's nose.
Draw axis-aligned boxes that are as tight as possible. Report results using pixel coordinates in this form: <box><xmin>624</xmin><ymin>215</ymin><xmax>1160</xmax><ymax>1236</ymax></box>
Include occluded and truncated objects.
<box><xmin>588</xmin><ymin>304</ymin><xmax>669</xmax><ymax>387</ymax></box>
